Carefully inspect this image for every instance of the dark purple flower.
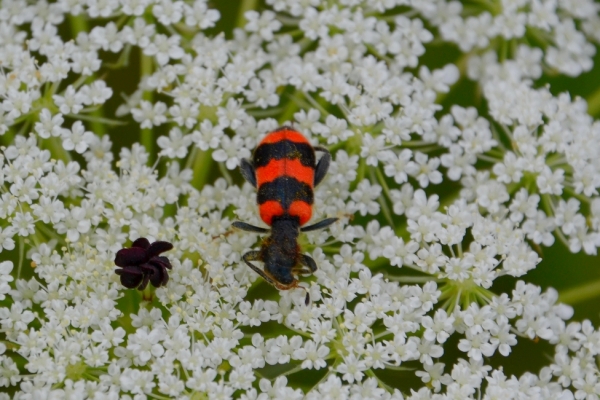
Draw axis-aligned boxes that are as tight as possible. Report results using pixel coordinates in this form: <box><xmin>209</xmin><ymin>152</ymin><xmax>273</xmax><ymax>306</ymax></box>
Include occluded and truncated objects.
<box><xmin>114</xmin><ymin>238</ymin><xmax>174</xmax><ymax>290</ymax></box>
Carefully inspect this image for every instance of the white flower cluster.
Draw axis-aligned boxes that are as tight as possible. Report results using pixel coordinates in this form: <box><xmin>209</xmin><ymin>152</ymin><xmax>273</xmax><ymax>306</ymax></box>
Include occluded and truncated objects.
<box><xmin>0</xmin><ymin>0</ymin><xmax>599</xmax><ymax>399</ymax></box>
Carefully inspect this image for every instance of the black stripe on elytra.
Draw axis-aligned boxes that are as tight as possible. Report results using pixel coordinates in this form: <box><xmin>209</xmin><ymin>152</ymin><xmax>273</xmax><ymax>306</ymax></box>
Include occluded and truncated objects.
<box><xmin>254</xmin><ymin>140</ymin><xmax>315</xmax><ymax>168</ymax></box>
<box><xmin>257</xmin><ymin>176</ymin><xmax>314</xmax><ymax>208</ymax></box>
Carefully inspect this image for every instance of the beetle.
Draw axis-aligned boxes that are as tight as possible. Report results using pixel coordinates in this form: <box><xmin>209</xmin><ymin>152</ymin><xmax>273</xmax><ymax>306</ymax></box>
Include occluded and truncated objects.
<box><xmin>232</xmin><ymin>126</ymin><xmax>337</xmax><ymax>304</ymax></box>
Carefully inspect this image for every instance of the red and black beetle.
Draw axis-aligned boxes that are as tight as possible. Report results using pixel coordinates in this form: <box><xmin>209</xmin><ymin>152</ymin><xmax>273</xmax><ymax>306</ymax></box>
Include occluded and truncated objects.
<box><xmin>233</xmin><ymin>126</ymin><xmax>337</xmax><ymax>304</ymax></box>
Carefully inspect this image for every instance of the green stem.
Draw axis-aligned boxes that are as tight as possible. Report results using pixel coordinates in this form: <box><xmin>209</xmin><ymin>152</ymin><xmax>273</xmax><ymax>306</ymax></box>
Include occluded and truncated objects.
<box><xmin>563</xmin><ymin>186</ymin><xmax>591</xmax><ymax>204</ymax></box>
<box><xmin>66</xmin><ymin>113</ymin><xmax>127</xmax><ymax>126</ymax></box>
<box><xmin>147</xmin><ymin>393</ymin><xmax>173</xmax><ymax>400</ymax></box>
<box><xmin>387</xmin><ymin>275</ymin><xmax>439</xmax><ymax>283</ymax></box>
<box><xmin>106</xmin><ymin>44</ymin><xmax>133</xmax><ymax>69</ymax></box>
<box><xmin>236</xmin><ymin>0</ymin><xmax>259</xmax><ymax>28</ymax></box>
<box><xmin>46</xmin><ymin>137</ymin><xmax>72</xmax><ymax>163</ymax></box>
<box><xmin>218</xmin><ymin>161</ymin><xmax>233</xmax><ymax>185</ymax></box>
<box><xmin>365</xmin><ymin>369</ymin><xmax>394</xmax><ymax>393</ymax></box>
<box><xmin>0</xmin><ymin>127</ymin><xmax>15</xmax><ymax>146</ymax></box>
<box><xmin>278</xmin><ymin>90</ymin><xmax>300</xmax><ymax>125</ymax></box>
<box><xmin>141</xmin><ymin>285</ymin><xmax>155</xmax><ymax>304</ymax></box>
<box><xmin>309</xmin><ymin>357</ymin><xmax>341</xmax><ymax>393</ymax></box>
<box><xmin>371</xmin><ymin>167</ymin><xmax>395</xmax><ymax>229</ymax></box>
<box><xmin>277</xmin><ymin>363</ymin><xmax>306</xmax><ymax>378</ymax></box>
<box><xmin>185</xmin><ymin>146</ymin><xmax>198</xmax><ymax>170</ymax></box>
<box><xmin>354</xmin><ymin>158</ymin><xmax>366</xmax><ymax>190</ymax></box>
<box><xmin>540</xmin><ymin>193</ymin><xmax>554</xmax><ymax>217</ymax></box>
<box><xmin>191</xmin><ymin>149</ymin><xmax>214</xmax><ymax>190</ymax></box>
<box><xmin>36</xmin><ymin>222</ymin><xmax>65</xmax><ymax>243</ymax></box>
<box><xmin>559</xmin><ymin>278</ymin><xmax>600</xmax><ymax>304</ymax></box>
<box><xmin>586</xmin><ymin>84</ymin><xmax>600</xmax><ymax>118</ymax></box>
<box><xmin>477</xmin><ymin>154</ymin><xmax>502</xmax><ymax>164</ymax></box>
<box><xmin>140</xmin><ymin>54</ymin><xmax>154</xmax><ymax>160</ymax></box>
<box><xmin>374</xmin><ymin>166</ymin><xmax>392</xmax><ymax>200</ymax></box>
<box><xmin>304</xmin><ymin>92</ymin><xmax>331</xmax><ymax>119</ymax></box>
<box><xmin>82</xmin><ymin>372</ymin><xmax>100</xmax><ymax>382</ymax></box>
<box><xmin>71</xmin><ymin>75</ymin><xmax>89</xmax><ymax>91</ymax></box>
<box><xmin>247</xmin><ymin>107</ymin><xmax>284</xmax><ymax>117</ymax></box>
<box><xmin>17</xmin><ymin>237</ymin><xmax>24</xmax><ymax>279</ymax></box>
<box><xmin>379</xmin><ymin>362</ymin><xmax>414</xmax><ymax>371</ymax></box>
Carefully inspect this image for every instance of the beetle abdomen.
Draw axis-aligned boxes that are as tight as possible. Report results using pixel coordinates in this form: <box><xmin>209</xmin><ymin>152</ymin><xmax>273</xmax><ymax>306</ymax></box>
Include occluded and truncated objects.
<box><xmin>254</xmin><ymin>127</ymin><xmax>315</xmax><ymax>226</ymax></box>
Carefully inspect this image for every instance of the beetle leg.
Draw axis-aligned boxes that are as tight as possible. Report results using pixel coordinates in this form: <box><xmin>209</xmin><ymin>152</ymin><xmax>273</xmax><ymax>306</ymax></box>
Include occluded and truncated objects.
<box><xmin>242</xmin><ymin>251</ymin><xmax>309</xmax><ymax>304</ymax></box>
<box><xmin>292</xmin><ymin>267</ymin><xmax>312</xmax><ymax>276</ymax></box>
<box><xmin>239</xmin><ymin>158</ymin><xmax>257</xmax><ymax>188</ymax></box>
<box><xmin>299</xmin><ymin>254</ymin><xmax>318</xmax><ymax>272</ymax></box>
<box><xmin>313</xmin><ymin>146</ymin><xmax>331</xmax><ymax>187</ymax></box>
<box><xmin>243</xmin><ymin>251</ymin><xmax>284</xmax><ymax>289</ymax></box>
<box><xmin>232</xmin><ymin>221</ymin><xmax>269</xmax><ymax>233</ymax></box>
<box><xmin>300</xmin><ymin>217</ymin><xmax>338</xmax><ymax>232</ymax></box>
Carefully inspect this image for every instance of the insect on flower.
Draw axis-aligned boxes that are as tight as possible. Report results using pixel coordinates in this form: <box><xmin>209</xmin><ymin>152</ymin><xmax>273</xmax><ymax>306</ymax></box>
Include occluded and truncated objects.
<box><xmin>233</xmin><ymin>126</ymin><xmax>337</xmax><ymax>305</ymax></box>
<box><xmin>114</xmin><ymin>238</ymin><xmax>174</xmax><ymax>291</ymax></box>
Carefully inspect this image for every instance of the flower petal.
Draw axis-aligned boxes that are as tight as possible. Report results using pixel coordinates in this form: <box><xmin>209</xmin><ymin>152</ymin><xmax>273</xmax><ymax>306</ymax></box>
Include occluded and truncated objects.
<box><xmin>132</xmin><ymin>237</ymin><xmax>150</xmax><ymax>249</ymax></box>
<box><xmin>115</xmin><ymin>267</ymin><xmax>144</xmax><ymax>289</ymax></box>
<box><xmin>114</xmin><ymin>247</ymin><xmax>148</xmax><ymax>267</ymax></box>
<box><xmin>146</xmin><ymin>241</ymin><xmax>174</xmax><ymax>258</ymax></box>
<box><xmin>148</xmin><ymin>264</ymin><xmax>168</xmax><ymax>288</ymax></box>
<box><xmin>152</xmin><ymin>256</ymin><xmax>173</xmax><ymax>270</ymax></box>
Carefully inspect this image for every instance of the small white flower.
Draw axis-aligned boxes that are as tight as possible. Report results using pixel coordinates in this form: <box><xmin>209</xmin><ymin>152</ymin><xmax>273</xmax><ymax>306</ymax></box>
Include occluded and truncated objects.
<box><xmin>537</xmin><ymin>166</ymin><xmax>564</xmax><ymax>195</ymax></box>
<box><xmin>217</xmin><ymin>98</ymin><xmax>248</xmax><ymax>129</ymax></box>
<box><xmin>61</xmin><ymin>121</ymin><xmax>95</xmax><ymax>154</ymax></box>
<box><xmin>245</xmin><ymin>10</ymin><xmax>282</xmax><ymax>41</ymax></box>
<box><xmin>122</xmin><ymin>17</ymin><xmax>156</xmax><ymax>46</ymax></box>
<box><xmin>0</xmin><ymin>227</ymin><xmax>15</xmax><ymax>253</ymax></box>
<box><xmin>350</xmin><ymin>180</ymin><xmax>382</xmax><ymax>216</ymax></box>
<box><xmin>184</xmin><ymin>1</ymin><xmax>220</xmax><ymax>28</ymax></box>
<box><xmin>293</xmin><ymin>109</ymin><xmax>320</xmax><ymax>133</ymax></box>
<box><xmin>132</xmin><ymin>100</ymin><xmax>168</xmax><ymax>128</ymax></box>
<box><xmin>90</xmin><ymin>22</ymin><xmax>124</xmax><ymax>52</ymax></box>
<box><xmin>12</xmin><ymin>212</ymin><xmax>35</xmax><ymax>237</ymax></box>
<box><xmin>191</xmin><ymin>120</ymin><xmax>223</xmax><ymax>151</ymax></box>
<box><xmin>360</xmin><ymin>134</ymin><xmax>387</xmax><ymax>166</ymax></box>
<box><xmin>153</xmin><ymin>0</ymin><xmax>184</xmax><ymax>25</ymax></box>
<box><xmin>383</xmin><ymin>149</ymin><xmax>412</xmax><ymax>184</ymax></box>
<box><xmin>127</xmin><ymin>327</ymin><xmax>166</xmax><ymax>365</ymax></box>
<box><xmin>0</xmin><ymin>261</ymin><xmax>14</xmax><ymax>301</ymax></box>
<box><xmin>169</xmin><ymin>99</ymin><xmax>199</xmax><ymax>129</ymax></box>
<box><xmin>212</xmin><ymin>136</ymin><xmax>251</xmax><ymax>170</ymax></box>
<box><xmin>79</xmin><ymin>80</ymin><xmax>113</xmax><ymax>105</ymax></box>
<box><xmin>157</xmin><ymin>127</ymin><xmax>193</xmax><ymax>159</ymax></box>
<box><xmin>244</xmin><ymin>77</ymin><xmax>279</xmax><ymax>109</ymax></box>
<box><xmin>120</xmin><ymin>368</ymin><xmax>156</xmax><ymax>394</ymax></box>
<box><xmin>34</xmin><ymin>109</ymin><xmax>64</xmax><ymax>139</ymax></box>
<box><xmin>53</xmin><ymin>86</ymin><xmax>85</xmax><ymax>115</ymax></box>
<box><xmin>313</xmin><ymin>115</ymin><xmax>354</xmax><ymax>145</ymax></box>
<box><xmin>144</xmin><ymin>34</ymin><xmax>184</xmax><ymax>66</ymax></box>
<box><xmin>406</xmin><ymin>152</ymin><xmax>443</xmax><ymax>187</ymax></box>
<box><xmin>71</xmin><ymin>50</ymin><xmax>102</xmax><ymax>76</ymax></box>
<box><xmin>337</xmin><ymin>354</ymin><xmax>367</xmax><ymax>383</ymax></box>
<box><xmin>0</xmin><ymin>301</ymin><xmax>35</xmax><ymax>331</ymax></box>
<box><xmin>329</xmin><ymin>150</ymin><xmax>359</xmax><ymax>183</ymax></box>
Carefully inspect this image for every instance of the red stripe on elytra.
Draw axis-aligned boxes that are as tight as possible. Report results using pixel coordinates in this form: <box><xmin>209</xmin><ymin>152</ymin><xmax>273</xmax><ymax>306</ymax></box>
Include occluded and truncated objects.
<box><xmin>259</xmin><ymin>200</ymin><xmax>285</xmax><ymax>225</ymax></box>
<box><xmin>259</xmin><ymin>129</ymin><xmax>311</xmax><ymax>145</ymax></box>
<box><xmin>289</xmin><ymin>200</ymin><xmax>312</xmax><ymax>225</ymax></box>
<box><xmin>256</xmin><ymin>158</ymin><xmax>315</xmax><ymax>187</ymax></box>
